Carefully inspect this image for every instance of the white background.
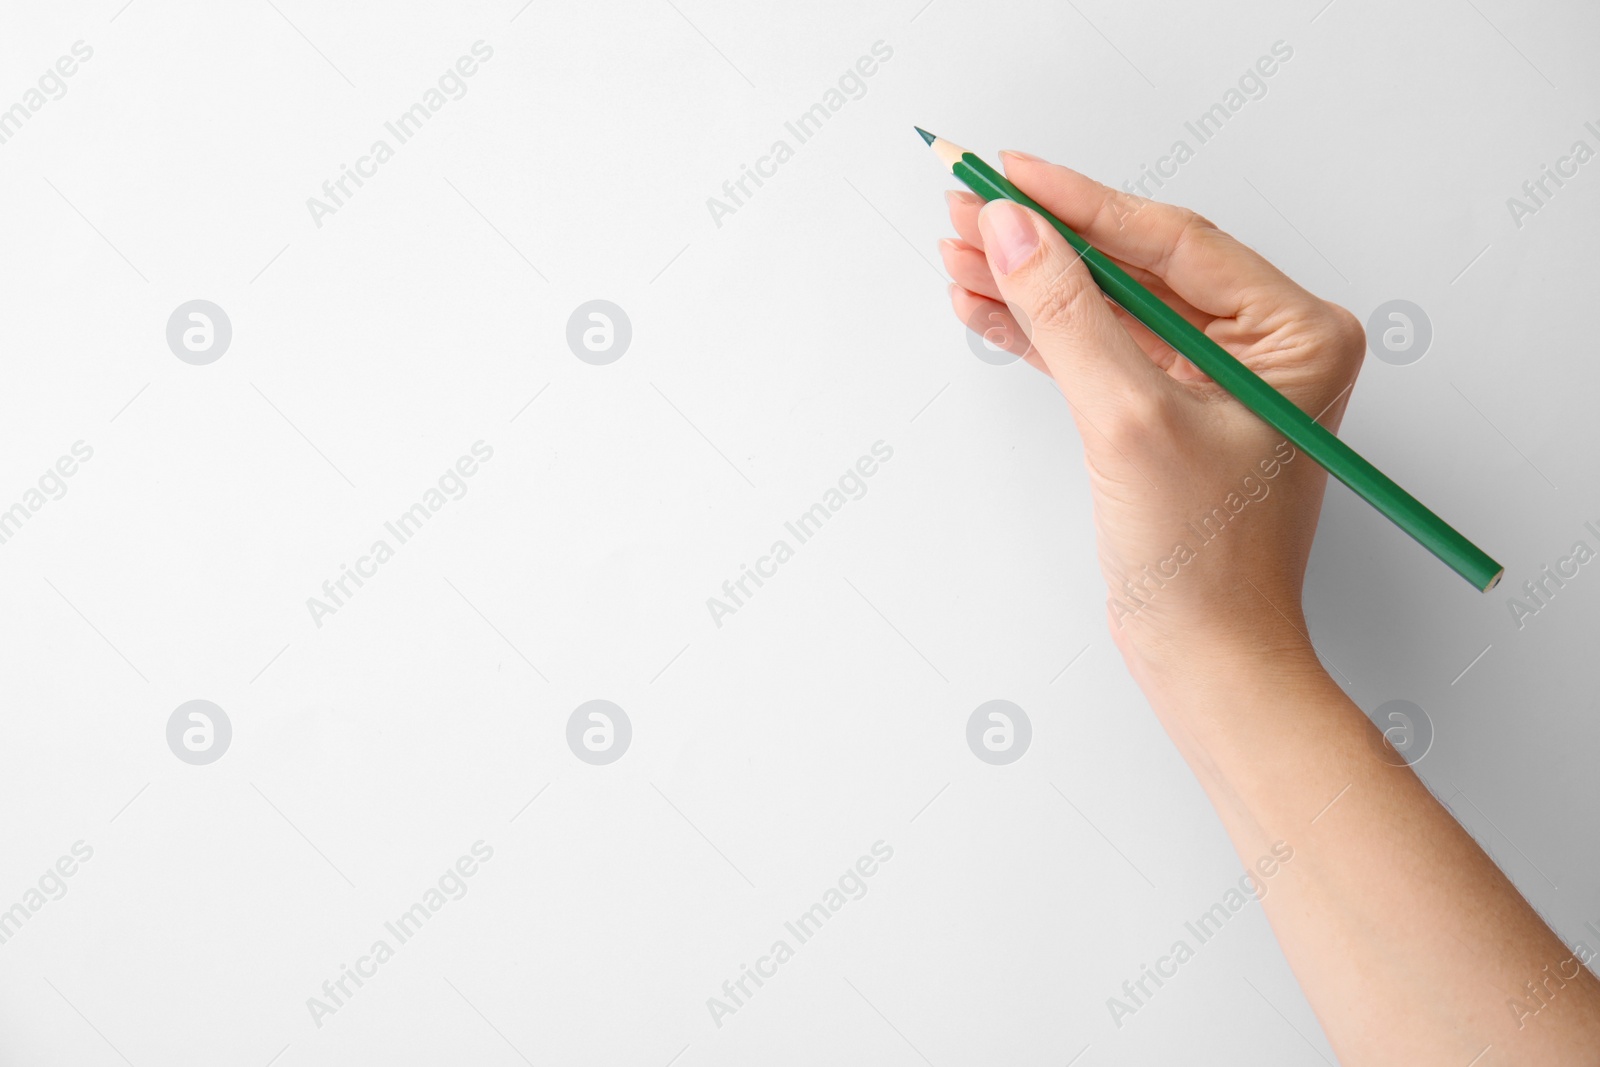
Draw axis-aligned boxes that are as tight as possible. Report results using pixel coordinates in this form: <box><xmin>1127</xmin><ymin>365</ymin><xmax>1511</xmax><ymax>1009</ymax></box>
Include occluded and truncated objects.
<box><xmin>1</xmin><ymin>0</ymin><xmax>1597</xmax><ymax>1063</ymax></box>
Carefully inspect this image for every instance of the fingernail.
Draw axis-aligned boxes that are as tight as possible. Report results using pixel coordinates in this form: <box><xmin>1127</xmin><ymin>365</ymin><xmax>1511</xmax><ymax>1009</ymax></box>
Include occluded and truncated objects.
<box><xmin>945</xmin><ymin>189</ymin><xmax>982</xmax><ymax>208</ymax></box>
<box><xmin>980</xmin><ymin>201</ymin><xmax>1039</xmax><ymax>275</ymax></box>
<box><xmin>1000</xmin><ymin>149</ymin><xmax>1044</xmax><ymax>163</ymax></box>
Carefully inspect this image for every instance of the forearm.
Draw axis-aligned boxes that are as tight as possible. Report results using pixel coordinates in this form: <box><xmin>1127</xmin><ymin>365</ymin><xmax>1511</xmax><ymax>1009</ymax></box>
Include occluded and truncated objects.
<box><xmin>943</xmin><ymin>152</ymin><xmax>1600</xmax><ymax>1059</ymax></box>
<box><xmin>1132</xmin><ymin>637</ymin><xmax>1600</xmax><ymax>1065</ymax></box>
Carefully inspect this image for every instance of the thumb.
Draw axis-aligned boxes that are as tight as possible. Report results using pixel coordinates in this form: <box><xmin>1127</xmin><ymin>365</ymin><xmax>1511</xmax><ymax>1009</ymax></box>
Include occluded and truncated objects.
<box><xmin>978</xmin><ymin>199</ymin><xmax>1172</xmax><ymax>419</ymax></box>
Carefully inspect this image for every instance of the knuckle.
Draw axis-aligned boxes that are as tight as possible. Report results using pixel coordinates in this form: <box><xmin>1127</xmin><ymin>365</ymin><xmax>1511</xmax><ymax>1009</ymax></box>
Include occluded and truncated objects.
<box><xmin>1100</xmin><ymin>189</ymin><xmax>1151</xmax><ymax>231</ymax></box>
<box><xmin>1159</xmin><ymin>209</ymin><xmax>1218</xmax><ymax>270</ymax></box>
<box><xmin>1101</xmin><ymin>386</ymin><xmax>1172</xmax><ymax>446</ymax></box>
<box><xmin>1027</xmin><ymin>267</ymin><xmax>1100</xmax><ymax>333</ymax></box>
<box><xmin>1324</xmin><ymin>302</ymin><xmax>1367</xmax><ymax>367</ymax></box>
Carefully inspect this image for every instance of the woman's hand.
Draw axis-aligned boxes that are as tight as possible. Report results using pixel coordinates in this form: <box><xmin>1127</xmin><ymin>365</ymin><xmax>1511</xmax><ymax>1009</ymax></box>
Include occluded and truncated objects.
<box><xmin>940</xmin><ymin>153</ymin><xmax>1600</xmax><ymax>1066</ymax></box>
<box><xmin>940</xmin><ymin>153</ymin><xmax>1365</xmax><ymax>684</ymax></box>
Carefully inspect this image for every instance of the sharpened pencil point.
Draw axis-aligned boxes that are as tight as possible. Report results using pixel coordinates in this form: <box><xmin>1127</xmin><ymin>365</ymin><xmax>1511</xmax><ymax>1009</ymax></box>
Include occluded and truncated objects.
<box><xmin>914</xmin><ymin>126</ymin><xmax>936</xmax><ymax>146</ymax></box>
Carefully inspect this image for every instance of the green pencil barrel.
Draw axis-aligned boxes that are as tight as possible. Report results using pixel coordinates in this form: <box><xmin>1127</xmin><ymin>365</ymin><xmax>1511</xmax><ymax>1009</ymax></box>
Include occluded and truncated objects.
<box><xmin>953</xmin><ymin>154</ymin><xmax>1503</xmax><ymax>592</ymax></box>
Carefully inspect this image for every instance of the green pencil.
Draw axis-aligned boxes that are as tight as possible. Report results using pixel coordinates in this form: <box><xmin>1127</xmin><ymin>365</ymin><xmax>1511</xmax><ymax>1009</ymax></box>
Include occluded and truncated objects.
<box><xmin>919</xmin><ymin>128</ymin><xmax>1504</xmax><ymax>593</ymax></box>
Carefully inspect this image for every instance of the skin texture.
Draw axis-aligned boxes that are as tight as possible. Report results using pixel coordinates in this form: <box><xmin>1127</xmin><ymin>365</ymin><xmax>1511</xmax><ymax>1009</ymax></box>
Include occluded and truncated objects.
<box><xmin>942</xmin><ymin>152</ymin><xmax>1600</xmax><ymax>1064</ymax></box>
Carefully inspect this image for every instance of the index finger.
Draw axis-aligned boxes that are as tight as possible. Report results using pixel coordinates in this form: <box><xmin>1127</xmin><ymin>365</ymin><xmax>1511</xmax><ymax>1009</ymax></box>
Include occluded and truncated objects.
<box><xmin>999</xmin><ymin>152</ymin><xmax>1309</xmax><ymax>319</ymax></box>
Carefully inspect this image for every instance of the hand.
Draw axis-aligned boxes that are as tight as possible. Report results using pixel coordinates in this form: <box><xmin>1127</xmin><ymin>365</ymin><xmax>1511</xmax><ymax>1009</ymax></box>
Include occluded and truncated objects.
<box><xmin>940</xmin><ymin>153</ymin><xmax>1366</xmax><ymax>683</ymax></box>
<box><xmin>942</xmin><ymin>154</ymin><xmax>1600</xmax><ymax>1067</ymax></box>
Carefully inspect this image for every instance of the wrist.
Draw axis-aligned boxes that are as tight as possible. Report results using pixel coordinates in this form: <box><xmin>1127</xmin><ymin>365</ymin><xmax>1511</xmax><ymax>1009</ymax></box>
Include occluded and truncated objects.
<box><xmin>1114</xmin><ymin>613</ymin><xmax>1331</xmax><ymax>713</ymax></box>
<box><xmin>1120</xmin><ymin>629</ymin><xmax>1343</xmax><ymax>791</ymax></box>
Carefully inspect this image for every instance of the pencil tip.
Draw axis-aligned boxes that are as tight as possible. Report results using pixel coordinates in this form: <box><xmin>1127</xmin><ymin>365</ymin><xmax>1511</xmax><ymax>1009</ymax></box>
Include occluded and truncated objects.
<box><xmin>914</xmin><ymin>126</ymin><xmax>936</xmax><ymax>146</ymax></box>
